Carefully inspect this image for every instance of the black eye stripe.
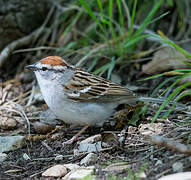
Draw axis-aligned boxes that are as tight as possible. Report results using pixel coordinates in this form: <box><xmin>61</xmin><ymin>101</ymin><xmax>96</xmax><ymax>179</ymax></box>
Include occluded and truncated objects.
<box><xmin>42</xmin><ymin>67</ymin><xmax>48</xmax><ymax>71</ymax></box>
<box><xmin>40</xmin><ymin>66</ymin><xmax>67</xmax><ymax>72</ymax></box>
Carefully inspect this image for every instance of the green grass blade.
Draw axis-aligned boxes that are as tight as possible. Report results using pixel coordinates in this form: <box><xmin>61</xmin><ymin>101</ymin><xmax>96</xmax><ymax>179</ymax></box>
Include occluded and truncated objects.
<box><xmin>140</xmin><ymin>69</ymin><xmax>191</xmax><ymax>81</ymax></box>
<box><xmin>164</xmin><ymin>90</ymin><xmax>191</xmax><ymax>118</ymax></box>
<box><xmin>157</xmin><ymin>31</ymin><xmax>191</xmax><ymax>58</ymax></box>
<box><xmin>80</xmin><ymin>0</ymin><xmax>106</xmax><ymax>36</ymax></box>
<box><xmin>134</xmin><ymin>0</ymin><xmax>164</xmax><ymax>37</ymax></box>
<box><xmin>124</xmin><ymin>34</ymin><xmax>150</xmax><ymax>48</ymax></box>
<box><xmin>88</xmin><ymin>57</ymin><xmax>98</xmax><ymax>72</ymax></box>
<box><xmin>116</xmin><ymin>0</ymin><xmax>124</xmax><ymax>30</ymax></box>
<box><xmin>96</xmin><ymin>0</ymin><xmax>104</xmax><ymax>18</ymax></box>
<box><xmin>141</xmin><ymin>76</ymin><xmax>178</xmax><ymax>118</ymax></box>
<box><xmin>139</xmin><ymin>74</ymin><xmax>164</xmax><ymax>81</ymax></box>
<box><xmin>129</xmin><ymin>0</ymin><xmax>137</xmax><ymax>36</ymax></box>
<box><xmin>80</xmin><ymin>0</ymin><xmax>98</xmax><ymax>23</ymax></box>
<box><xmin>164</xmin><ymin>39</ymin><xmax>191</xmax><ymax>58</ymax></box>
<box><xmin>107</xmin><ymin>57</ymin><xmax>115</xmax><ymax>79</ymax></box>
<box><xmin>96</xmin><ymin>0</ymin><xmax>109</xmax><ymax>26</ymax></box>
<box><xmin>152</xmin><ymin>81</ymin><xmax>191</xmax><ymax>122</ymax></box>
<box><xmin>160</xmin><ymin>73</ymin><xmax>191</xmax><ymax>96</ymax></box>
<box><xmin>93</xmin><ymin>63</ymin><xmax>110</xmax><ymax>75</ymax></box>
<box><xmin>150</xmin><ymin>11</ymin><xmax>170</xmax><ymax>24</ymax></box>
<box><xmin>151</xmin><ymin>76</ymin><xmax>178</xmax><ymax>97</ymax></box>
<box><xmin>108</xmin><ymin>0</ymin><xmax>116</xmax><ymax>40</ymax></box>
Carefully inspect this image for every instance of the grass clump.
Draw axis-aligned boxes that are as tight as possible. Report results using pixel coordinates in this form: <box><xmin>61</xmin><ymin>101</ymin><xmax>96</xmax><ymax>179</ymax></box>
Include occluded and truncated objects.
<box><xmin>58</xmin><ymin>0</ymin><xmax>165</xmax><ymax>78</ymax></box>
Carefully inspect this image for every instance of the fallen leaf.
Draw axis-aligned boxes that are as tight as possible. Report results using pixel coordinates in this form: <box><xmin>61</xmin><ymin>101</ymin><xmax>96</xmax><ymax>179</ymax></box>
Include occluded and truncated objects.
<box><xmin>142</xmin><ymin>47</ymin><xmax>189</xmax><ymax>75</ymax></box>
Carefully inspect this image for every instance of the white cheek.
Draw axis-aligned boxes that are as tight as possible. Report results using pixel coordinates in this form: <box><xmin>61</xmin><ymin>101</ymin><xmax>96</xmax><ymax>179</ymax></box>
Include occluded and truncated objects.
<box><xmin>35</xmin><ymin>70</ymin><xmax>53</xmax><ymax>80</ymax></box>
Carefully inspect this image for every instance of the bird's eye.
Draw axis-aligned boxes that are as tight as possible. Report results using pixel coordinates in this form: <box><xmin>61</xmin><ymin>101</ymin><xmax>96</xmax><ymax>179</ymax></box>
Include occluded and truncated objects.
<box><xmin>42</xmin><ymin>67</ymin><xmax>48</xmax><ymax>71</ymax></box>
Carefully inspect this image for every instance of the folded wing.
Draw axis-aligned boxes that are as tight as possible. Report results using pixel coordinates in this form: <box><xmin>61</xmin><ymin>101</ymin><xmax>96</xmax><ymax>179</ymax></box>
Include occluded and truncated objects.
<box><xmin>63</xmin><ymin>69</ymin><xmax>136</xmax><ymax>103</ymax></box>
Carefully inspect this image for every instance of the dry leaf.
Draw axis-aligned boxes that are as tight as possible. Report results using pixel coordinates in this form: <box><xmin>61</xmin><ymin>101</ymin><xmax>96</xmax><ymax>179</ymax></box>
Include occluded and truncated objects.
<box><xmin>142</xmin><ymin>47</ymin><xmax>189</xmax><ymax>75</ymax></box>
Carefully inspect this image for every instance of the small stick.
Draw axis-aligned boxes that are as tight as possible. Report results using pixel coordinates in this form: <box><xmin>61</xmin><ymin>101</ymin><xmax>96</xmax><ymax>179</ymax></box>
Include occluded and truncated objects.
<box><xmin>151</xmin><ymin>135</ymin><xmax>191</xmax><ymax>155</ymax></box>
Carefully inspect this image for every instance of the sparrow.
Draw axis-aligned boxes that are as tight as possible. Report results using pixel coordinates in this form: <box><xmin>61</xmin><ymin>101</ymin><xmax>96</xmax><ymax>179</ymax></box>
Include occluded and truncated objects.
<box><xmin>26</xmin><ymin>56</ymin><xmax>137</xmax><ymax>143</ymax></box>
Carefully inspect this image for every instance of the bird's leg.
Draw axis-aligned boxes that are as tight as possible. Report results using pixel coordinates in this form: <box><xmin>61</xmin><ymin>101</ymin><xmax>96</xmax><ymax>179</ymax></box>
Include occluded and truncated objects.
<box><xmin>62</xmin><ymin>124</ymin><xmax>90</xmax><ymax>145</ymax></box>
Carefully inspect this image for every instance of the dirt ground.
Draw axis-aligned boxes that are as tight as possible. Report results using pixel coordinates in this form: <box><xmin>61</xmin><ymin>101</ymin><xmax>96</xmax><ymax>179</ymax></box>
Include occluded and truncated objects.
<box><xmin>1</xmin><ymin>67</ymin><xmax>191</xmax><ymax>180</ymax></box>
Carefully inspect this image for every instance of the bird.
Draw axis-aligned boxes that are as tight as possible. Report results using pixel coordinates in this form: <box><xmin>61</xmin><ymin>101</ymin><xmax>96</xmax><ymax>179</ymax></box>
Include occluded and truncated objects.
<box><xmin>25</xmin><ymin>56</ymin><xmax>140</xmax><ymax>143</ymax></box>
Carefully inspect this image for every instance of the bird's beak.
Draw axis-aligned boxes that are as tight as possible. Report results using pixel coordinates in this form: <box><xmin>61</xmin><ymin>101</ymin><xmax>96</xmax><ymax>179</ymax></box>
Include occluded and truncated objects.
<box><xmin>25</xmin><ymin>63</ymin><xmax>37</xmax><ymax>71</ymax></box>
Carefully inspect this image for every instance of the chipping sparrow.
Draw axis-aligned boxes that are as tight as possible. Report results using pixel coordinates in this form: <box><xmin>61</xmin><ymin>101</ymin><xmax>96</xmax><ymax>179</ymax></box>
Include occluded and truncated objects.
<box><xmin>26</xmin><ymin>56</ymin><xmax>137</xmax><ymax>127</ymax></box>
<box><xmin>26</xmin><ymin>56</ymin><xmax>185</xmax><ymax>143</ymax></box>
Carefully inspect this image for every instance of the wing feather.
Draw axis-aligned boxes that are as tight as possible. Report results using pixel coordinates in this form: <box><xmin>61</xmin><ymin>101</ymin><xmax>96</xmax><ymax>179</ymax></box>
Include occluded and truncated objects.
<box><xmin>63</xmin><ymin>69</ymin><xmax>136</xmax><ymax>103</ymax></box>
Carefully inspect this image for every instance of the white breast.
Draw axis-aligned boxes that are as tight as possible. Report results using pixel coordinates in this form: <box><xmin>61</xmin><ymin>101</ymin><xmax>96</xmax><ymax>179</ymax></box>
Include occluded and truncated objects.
<box><xmin>35</xmin><ymin>71</ymin><xmax>117</xmax><ymax>126</ymax></box>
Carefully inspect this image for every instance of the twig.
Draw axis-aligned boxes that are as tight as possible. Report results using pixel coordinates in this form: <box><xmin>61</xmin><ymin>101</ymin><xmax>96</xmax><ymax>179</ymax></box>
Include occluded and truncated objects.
<box><xmin>151</xmin><ymin>135</ymin><xmax>191</xmax><ymax>155</ymax></box>
<box><xmin>15</xmin><ymin>103</ymin><xmax>31</xmax><ymax>136</ymax></box>
<box><xmin>0</xmin><ymin>27</ymin><xmax>45</xmax><ymax>67</ymax></box>
<box><xmin>13</xmin><ymin>46</ymin><xmax>57</xmax><ymax>54</ymax></box>
<box><xmin>36</xmin><ymin>5</ymin><xmax>57</xmax><ymax>47</ymax></box>
<box><xmin>0</xmin><ymin>4</ymin><xmax>55</xmax><ymax>67</ymax></box>
<box><xmin>41</xmin><ymin>141</ymin><xmax>54</xmax><ymax>152</ymax></box>
<box><xmin>25</xmin><ymin>85</ymin><xmax>35</xmax><ymax>107</ymax></box>
<box><xmin>50</xmin><ymin>10</ymin><xmax>60</xmax><ymax>45</ymax></box>
<box><xmin>75</xmin><ymin>44</ymin><xmax>106</xmax><ymax>67</ymax></box>
<box><xmin>2</xmin><ymin>90</ymin><xmax>31</xmax><ymax>105</ymax></box>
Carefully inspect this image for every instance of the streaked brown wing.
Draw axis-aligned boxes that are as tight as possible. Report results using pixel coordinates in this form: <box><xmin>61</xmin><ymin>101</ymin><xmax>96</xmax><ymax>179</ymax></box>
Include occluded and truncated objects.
<box><xmin>63</xmin><ymin>69</ymin><xmax>135</xmax><ymax>102</ymax></box>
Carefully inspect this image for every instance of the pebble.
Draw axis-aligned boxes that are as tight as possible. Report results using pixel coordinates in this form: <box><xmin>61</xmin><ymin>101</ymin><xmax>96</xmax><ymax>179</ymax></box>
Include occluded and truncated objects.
<box><xmin>78</xmin><ymin>141</ymin><xmax>102</xmax><ymax>153</ymax></box>
<box><xmin>42</xmin><ymin>164</ymin><xmax>67</xmax><ymax>177</ymax></box>
<box><xmin>172</xmin><ymin>162</ymin><xmax>183</xmax><ymax>172</ymax></box>
<box><xmin>152</xmin><ymin>103</ymin><xmax>159</xmax><ymax>109</ymax></box>
<box><xmin>155</xmin><ymin>159</ymin><xmax>163</xmax><ymax>166</ymax></box>
<box><xmin>23</xmin><ymin>153</ymin><xmax>31</xmax><ymax>161</ymax></box>
<box><xmin>55</xmin><ymin>155</ymin><xmax>64</xmax><ymax>161</ymax></box>
<box><xmin>77</xmin><ymin>134</ymin><xmax>102</xmax><ymax>153</ymax></box>
<box><xmin>80</xmin><ymin>153</ymin><xmax>97</xmax><ymax>165</ymax></box>
<box><xmin>137</xmin><ymin>172</ymin><xmax>147</xmax><ymax>178</ymax></box>
<box><xmin>62</xmin><ymin>167</ymin><xmax>94</xmax><ymax>180</ymax></box>
<box><xmin>177</xmin><ymin>115</ymin><xmax>183</xmax><ymax>120</ymax></box>
<box><xmin>0</xmin><ymin>136</ymin><xmax>25</xmax><ymax>153</ymax></box>
<box><xmin>158</xmin><ymin>172</ymin><xmax>191</xmax><ymax>180</ymax></box>
<box><xmin>63</xmin><ymin>164</ymin><xmax>80</xmax><ymax>171</ymax></box>
<box><xmin>0</xmin><ymin>117</ymin><xmax>17</xmax><ymax>130</ymax></box>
